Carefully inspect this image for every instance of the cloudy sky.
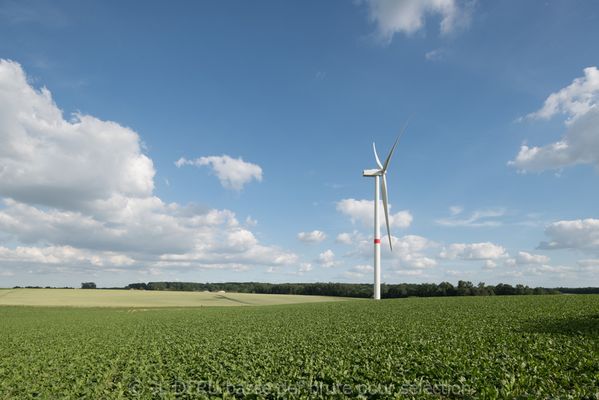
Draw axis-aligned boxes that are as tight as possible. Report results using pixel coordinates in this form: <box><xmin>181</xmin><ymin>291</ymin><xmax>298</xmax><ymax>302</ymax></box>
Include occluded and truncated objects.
<box><xmin>0</xmin><ymin>0</ymin><xmax>598</xmax><ymax>287</ymax></box>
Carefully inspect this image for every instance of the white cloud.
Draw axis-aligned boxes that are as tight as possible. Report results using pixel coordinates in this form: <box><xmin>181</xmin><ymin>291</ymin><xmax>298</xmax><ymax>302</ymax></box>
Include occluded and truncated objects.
<box><xmin>336</xmin><ymin>232</ymin><xmax>353</xmax><ymax>245</ymax></box>
<box><xmin>0</xmin><ymin>245</ymin><xmax>135</xmax><ymax>267</ymax></box>
<box><xmin>510</xmin><ymin>67</ymin><xmax>599</xmax><ymax>172</ymax></box>
<box><xmin>516</xmin><ymin>251</ymin><xmax>550</xmax><ymax>265</ymax></box>
<box><xmin>525</xmin><ymin>67</ymin><xmax>599</xmax><ymax>121</ymax></box>
<box><xmin>335</xmin><ymin>231</ymin><xmax>365</xmax><ymax>245</ymax></box>
<box><xmin>503</xmin><ymin>251</ymin><xmax>550</xmax><ymax>269</ymax></box>
<box><xmin>0</xmin><ymin>195</ymin><xmax>298</xmax><ymax>273</ymax></box>
<box><xmin>391</xmin><ymin>235</ymin><xmax>437</xmax><ymax>268</ymax></box>
<box><xmin>317</xmin><ymin>249</ymin><xmax>338</xmax><ymax>268</ymax></box>
<box><xmin>297</xmin><ymin>230</ymin><xmax>327</xmax><ymax>243</ymax></box>
<box><xmin>0</xmin><ymin>59</ymin><xmax>154</xmax><ymax>211</ymax></box>
<box><xmin>526</xmin><ymin>264</ymin><xmax>574</xmax><ymax>276</ymax></box>
<box><xmin>360</xmin><ymin>0</ymin><xmax>472</xmax><ymax>43</ymax></box>
<box><xmin>504</xmin><ymin>258</ymin><xmax>517</xmax><ymax>268</ymax></box>
<box><xmin>176</xmin><ymin>155</ymin><xmax>262</xmax><ymax>191</ymax></box>
<box><xmin>0</xmin><ymin>59</ymin><xmax>297</xmax><ymax>277</ymax></box>
<box><xmin>436</xmin><ymin>207</ymin><xmax>505</xmax><ymax>227</ymax></box>
<box><xmin>344</xmin><ymin>264</ymin><xmax>373</xmax><ymax>279</ymax></box>
<box><xmin>336</xmin><ymin>198</ymin><xmax>412</xmax><ymax>229</ymax></box>
<box><xmin>298</xmin><ymin>263</ymin><xmax>313</xmax><ymax>273</ymax></box>
<box><xmin>345</xmin><ymin>233</ymin><xmax>438</xmax><ymax>270</ymax></box>
<box><xmin>440</xmin><ymin>242</ymin><xmax>507</xmax><ymax>260</ymax></box>
<box><xmin>0</xmin><ymin>197</ymin><xmax>224</xmax><ymax>254</ymax></box>
<box><xmin>538</xmin><ymin>218</ymin><xmax>599</xmax><ymax>251</ymax></box>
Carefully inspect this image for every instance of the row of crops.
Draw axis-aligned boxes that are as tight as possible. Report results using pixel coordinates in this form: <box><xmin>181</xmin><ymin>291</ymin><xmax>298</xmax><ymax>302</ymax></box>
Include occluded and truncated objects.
<box><xmin>0</xmin><ymin>295</ymin><xmax>597</xmax><ymax>398</ymax></box>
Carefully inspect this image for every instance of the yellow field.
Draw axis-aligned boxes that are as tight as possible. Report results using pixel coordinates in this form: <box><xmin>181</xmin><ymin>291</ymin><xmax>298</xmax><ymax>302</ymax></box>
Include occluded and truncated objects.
<box><xmin>0</xmin><ymin>288</ymin><xmax>349</xmax><ymax>307</ymax></box>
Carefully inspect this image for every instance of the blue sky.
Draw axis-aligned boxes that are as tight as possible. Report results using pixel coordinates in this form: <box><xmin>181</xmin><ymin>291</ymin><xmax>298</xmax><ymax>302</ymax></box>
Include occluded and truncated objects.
<box><xmin>0</xmin><ymin>0</ymin><xmax>598</xmax><ymax>287</ymax></box>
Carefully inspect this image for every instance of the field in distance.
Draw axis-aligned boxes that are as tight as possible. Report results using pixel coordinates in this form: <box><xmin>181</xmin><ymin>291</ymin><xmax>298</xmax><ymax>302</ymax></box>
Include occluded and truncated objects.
<box><xmin>0</xmin><ymin>288</ymin><xmax>350</xmax><ymax>307</ymax></box>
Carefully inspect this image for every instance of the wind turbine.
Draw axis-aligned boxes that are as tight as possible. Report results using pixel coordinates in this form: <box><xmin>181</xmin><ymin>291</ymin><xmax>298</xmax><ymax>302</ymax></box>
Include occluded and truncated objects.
<box><xmin>362</xmin><ymin>127</ymin><xmax>406</xmax><ymax>300</ymax></box>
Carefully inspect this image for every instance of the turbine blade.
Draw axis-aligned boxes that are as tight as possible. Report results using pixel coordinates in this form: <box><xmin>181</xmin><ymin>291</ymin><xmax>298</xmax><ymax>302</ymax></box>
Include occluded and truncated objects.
<box><xmin>381</xmin><ymin>174</ymin><xmax>393</xmax><ymax>251</ymax></box>
<box><xmin>372</xmin><ymin>142</ymin><xmax>383</xmax><ymax>169</ymax></box>
<box><xmin>382</xmin><ymin>121</ymin><xmax>409</xmax><ymax>172</ymax></box>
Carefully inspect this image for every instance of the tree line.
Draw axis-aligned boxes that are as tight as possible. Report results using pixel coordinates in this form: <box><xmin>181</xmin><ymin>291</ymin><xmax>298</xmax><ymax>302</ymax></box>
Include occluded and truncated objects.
<box><xmin>12</xmin><ymin>281</ymin><xmax>598</xmax><ymax>297</ymax></box>
<box><xmin>122</xmin><ymin>281</ymin><xmax>584</xmax><ymax>298</ymax></box>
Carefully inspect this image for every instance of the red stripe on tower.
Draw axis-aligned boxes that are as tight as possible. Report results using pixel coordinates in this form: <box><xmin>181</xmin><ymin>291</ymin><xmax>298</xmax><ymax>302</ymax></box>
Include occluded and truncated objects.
<box><xmin>374</xmin><ymin>239</ymin><xmax>381</xmax><ymax>244</ymax></box>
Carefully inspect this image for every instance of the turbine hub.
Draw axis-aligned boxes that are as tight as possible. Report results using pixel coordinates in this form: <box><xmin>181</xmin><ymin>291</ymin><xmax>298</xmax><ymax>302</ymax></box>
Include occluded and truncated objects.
<box><xmin>362</xmin><ymin>169</ymin><xmax>383</xmax><ymax>177</ymax></box>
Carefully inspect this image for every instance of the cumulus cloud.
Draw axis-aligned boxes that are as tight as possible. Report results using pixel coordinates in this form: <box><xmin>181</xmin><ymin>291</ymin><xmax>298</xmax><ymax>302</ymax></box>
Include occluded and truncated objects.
<box><xmin>336</xmin><ymin>198</ymin><xmax>412</xmax><ymax>229</ymax></box>
<box><xmin>297</xmin><ymin>230</ymin><xmax>327</xmax><ymax>243</ymax></box>
<box><xmin>503</xmin><ymin>251</ymin><xmax>550</xmax><ymax>269</ymax></box>
<box><xmin>0</xmin><ymin>59</ymin><xmax>154</xmax><ymax>211</ymax></box>
<box><xmin>390</xmin><ymin>235</ymin><xmax>438</xmax><ymax>268</ymax></box>
<box><xmin>176</xmin><ymin>155</ymin><xmax>262</xmax><ymax>191</ymax></box>
<box><xmin>360</xmin><ymin>0</ymin><xmax>472</xmax><ymax>43</ymax></box>
<box><xmin>0</xmin><ymin>59</ymin><xmax>296</xmax><ymax>277</ymax></box>
<box><xmin>345</xmin><ymin>233</ymin><xmax>437</xmax><ymax>270</ymax></box>
<box><xmin>525</xmin><ymin>67</ymin><xmax>599</xmax><ymax>121</ymax></box>
<box><xmin>510</xmin><ymin>67</ymin><xmax>599</xmax><ymax>172</ymax></box>
<box><xmin>298</xmin><ymin>263</ymin><xmax>313</xmax><ymax>273</ymax></box>
<box><xmin>440</xmin><ymin>242</ymin><xmax>507</xmax><ymax>260</ymax></box>
<box><xmin>0</xmin><ymin>245</ymin><xmax>134</xmax><ymax>267</ymax></box>
<box><xmin>538</xmin><ymin>218</ymin><xmax>599</xmax><ymax>251</ymax></box>
<box><xmin>336</xmin><ymin>232</ymin><xmax>354</xmax><ymax>245</ymax></box>
<box><xmin>336</xmin><ymin>231</ymin><xmax>365</xmax><ymax>245</ymax></box>
<box><xmin>516</xmin><ymin>251</ymin><xmax>550</xmax><ymax>265</ymax></box>
<box><xmin>0</xmin><ymin>197</ymin><xmax>237</xmax><ymax>255</ymax></box>
<box><xmin>317</xmin><ymin>249</ymin><xmax>338</xmax><ymax>268</ymax></box>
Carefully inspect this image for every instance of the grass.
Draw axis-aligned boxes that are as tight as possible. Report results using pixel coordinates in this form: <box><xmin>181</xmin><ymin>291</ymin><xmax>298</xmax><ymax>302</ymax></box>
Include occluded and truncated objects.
<box><xmin>0</xmin><ymin>288</ymin><xmax>350</xmax><ymax>307</ymax></box>
<box><xmin>0</xmin><ymin>295</ymin><xmax>597</xmax><ymax>398</ymax></box>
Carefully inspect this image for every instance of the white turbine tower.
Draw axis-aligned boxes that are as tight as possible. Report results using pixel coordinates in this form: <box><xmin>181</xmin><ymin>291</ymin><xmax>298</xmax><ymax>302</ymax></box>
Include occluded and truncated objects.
<box><xmin>362</xmin><ymin>128</ymin><xmax>406</xmax><ymax>300</ymax></box>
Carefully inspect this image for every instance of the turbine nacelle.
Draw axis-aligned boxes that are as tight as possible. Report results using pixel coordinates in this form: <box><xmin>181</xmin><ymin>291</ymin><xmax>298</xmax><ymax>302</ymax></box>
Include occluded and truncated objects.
<box><xmin>362</xmin><ymin>169</ymin><xmax>383</xmax><ymax>177</ymax></box>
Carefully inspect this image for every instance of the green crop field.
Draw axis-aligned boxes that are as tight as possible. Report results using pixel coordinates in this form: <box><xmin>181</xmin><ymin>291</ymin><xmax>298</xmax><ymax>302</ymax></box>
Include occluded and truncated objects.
<box><xmin>0</xmin><ymin>288</ymin><xmax>349</xmax><ymax>307</ymax></box>
<box><xmin>0</xmin><ymin>295</ymin><xmax>597</xmax><ymax>399</ymax></box>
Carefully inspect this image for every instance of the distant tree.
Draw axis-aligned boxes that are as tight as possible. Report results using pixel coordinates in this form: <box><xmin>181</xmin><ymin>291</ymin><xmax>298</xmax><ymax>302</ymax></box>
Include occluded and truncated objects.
<box><xmin>126</xmin><ymin>283</ymin><xmax>148</xmax><ymax>290</ymax></box>
<box><xmin>494</xmin><ymin>283</ymin><xmax>515</xmax><ymax>295</ymax></box>
<box><xmin>457</xmin><ymin>280</ymin><xmax>474</xmax><ymax>296</ymax></box>
<box><xmin>437</xmin><ymin>281</ymin><xmax>456</xmax><ymax>296</ymax></box>
<box><xmin>475</xmin><ymin>282</ymin><xmax>492</xmax><ymax>296</ymax></box>
<box><xmin>81</xmin><ymin>282</ymin><xmax>96</xmax><ymax>289</ymax></box>
<box><xmin>555</xmin><ymin>287</ymin><xmax>599</xmax><ymax>294</ymax></box>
